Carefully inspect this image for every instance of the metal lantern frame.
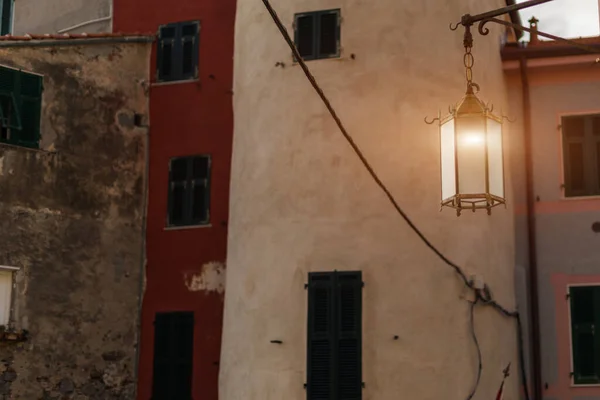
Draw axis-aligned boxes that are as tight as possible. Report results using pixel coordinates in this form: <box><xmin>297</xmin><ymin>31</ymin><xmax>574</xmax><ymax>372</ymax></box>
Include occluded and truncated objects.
<box><xmin>435</xmin><ymin>87</ymin><xmax>507</xmax><ymax>216</ymax></box>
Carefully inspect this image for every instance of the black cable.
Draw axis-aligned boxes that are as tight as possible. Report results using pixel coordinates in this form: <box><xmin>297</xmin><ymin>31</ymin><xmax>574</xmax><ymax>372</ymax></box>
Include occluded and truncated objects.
<box><xmin>466</xmin><ymin>298</ymin><xmax>482</xmax><ymax>400</ymax></box>
<box><xmin>260</xmin><ymin>1</ymin><xmax>530</xmax><ymax>399</ymax></box>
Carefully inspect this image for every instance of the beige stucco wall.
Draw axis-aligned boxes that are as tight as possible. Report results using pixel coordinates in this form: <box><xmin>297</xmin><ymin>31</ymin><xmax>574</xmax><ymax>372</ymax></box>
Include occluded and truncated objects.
<box><xmin>13</xmin><ymin>0</ymin><xmax>111</xmax><ymax>35</ymax></box>
<box><xmin>221</xmin><ymin>0</ymin><xmax>520</xmax><ymax>399</ymax></box>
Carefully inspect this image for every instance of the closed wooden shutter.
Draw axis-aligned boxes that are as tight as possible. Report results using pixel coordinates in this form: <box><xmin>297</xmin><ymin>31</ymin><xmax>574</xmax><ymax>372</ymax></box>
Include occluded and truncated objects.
<box><xmin>152</xmin><ymin>312</ymin><xmax>195</xmax><ymax>400</ymax></box>
<box><xmin>0</xmin><ymin>0</ymin><xmax>12</xmax><ymax>36</ymax></box>
<box><xmin>17</xmin><ymin>71</ymin><xmax>42</xmax><ymax>148</ymax></box>
<box><xmin>570</xmin><ymin>286</ymin><xmax>600</xmax><ymax>384</ymax></box>
<box><xmin>307</xmin><ymin>271</ymin><xmax>362</xmax><ymax>400</ymax></box>
<box><xmin>336</xmin><ymin>273</ymin><xmax>362</xmax><ymax>400</ymax></box>
<box><xmin>307</xmin><ymin>273</ymin><xmax>335</xmax><ymax>399</ymax></box>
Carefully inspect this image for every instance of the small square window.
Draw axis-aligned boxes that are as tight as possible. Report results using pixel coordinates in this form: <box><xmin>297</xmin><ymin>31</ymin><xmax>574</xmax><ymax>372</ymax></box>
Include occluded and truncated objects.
<box><xmin>157</xmin><ymin>21</ymin><xmax>200</xmax><ymax>82</ymax></box>
<box><xmin>561</xmin><ymin>114</ymin><xmax>600</xmax><ymax>197</ymax></box>
<box><xmin>167</xmin><ymin>155</ymin><xmax>211</xmax><ymax>227</ymax></box>
<box><xmin>294</xmin><ymin>9</ymin><xmax>341</xmax><ymax>61</ymax></box>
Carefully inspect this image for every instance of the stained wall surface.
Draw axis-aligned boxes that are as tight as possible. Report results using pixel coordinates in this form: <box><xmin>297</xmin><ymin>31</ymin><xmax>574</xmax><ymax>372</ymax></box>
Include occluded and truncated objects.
<box><xmin>221</xmin><ymin>1</ymin><xmax>520</xmax><ymax>399</ymax></box>
<box><xmin>0</xmin><ymin>40</ymin><xmax>150</xmax><ymax>398</ymax></box>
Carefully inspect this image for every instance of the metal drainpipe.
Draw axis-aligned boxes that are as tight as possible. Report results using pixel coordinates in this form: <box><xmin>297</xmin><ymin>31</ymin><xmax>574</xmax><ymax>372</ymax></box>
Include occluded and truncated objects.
<box><xmin>519</xmin><ymin>56</ymin><xmax>543</xmax><ymax>400</ymax></box>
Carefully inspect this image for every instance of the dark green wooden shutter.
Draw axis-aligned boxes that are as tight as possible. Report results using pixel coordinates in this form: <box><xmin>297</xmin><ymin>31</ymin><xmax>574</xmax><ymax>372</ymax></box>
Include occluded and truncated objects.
<box><xmin>0</xmin><ymin>0</ymin><xmax>12</xmax><ymax>36</ymax></box>
<box><xmin>307</xmin><ymin>273</ymin><xmax>335</xmax><ymax>399</ymax></box>
<box><xmin>307</xmin><ymin>271</ymin><xmax>362</xmax><ymax>400</ymax></box>
<box><xmin>152</xmin><ymin>312</ymin><xmax>194</xmax><ymax>400</ymax></box>
<box><xmin>17</xmin><ymin>72</ymin><xmax>42</xmax><ymax>148</ymax></box>
<box><xmin>0</xmin><ymin>66</ymin><xmax>21</xmax><ymax>131</ymax></box>
<box><xmin>336</xmin><ymin>272</ymin><xmax>362</xmax><ymax>400</ymax></box>
<box><xmin>295</xmin><ymin>13</ymin><xmax>316</xmax><ymax>60</ymax></box>
<box><xmin>570</xmin><ymin>286</ymin><xmax>600</xmax><ymax>384</ymax></box>
<box><xmin>180</xmin><ymin>22</ymin><xmax>199</xmax><ymax>80</ymax></box>
<box><xmin>157</xmin><ymin>25</ymin><xmax>176</xmax><ymax>81</ymax></box>
<box><xmin>317</xmin><ymin>10</ymin><xmax>340</xmax><ymax>59</ymax></box>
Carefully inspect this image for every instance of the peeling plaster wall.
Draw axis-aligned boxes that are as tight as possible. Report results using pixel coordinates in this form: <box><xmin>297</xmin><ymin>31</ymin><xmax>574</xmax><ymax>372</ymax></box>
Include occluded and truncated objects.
<box><xmin>13</xmin><ymin>0</ymin><xmax>112</xmax><ymax>35</ymax></box>
<box><xmin>0</xmin><ymin>42</ymin><xmax>150</xmax><ymax>398</ymax></box>
<box><xmin>222</xmin><ymin>1</ymin><xmax>519</xmax><ymax>399</ymax></box>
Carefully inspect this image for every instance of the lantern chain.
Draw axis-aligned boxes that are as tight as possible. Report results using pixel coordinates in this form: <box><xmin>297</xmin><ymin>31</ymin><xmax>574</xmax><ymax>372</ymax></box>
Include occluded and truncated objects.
<box><xmin>463</xmin><ymin>25</ymin><xmax>479</xmax><ymax>93</ymax></box>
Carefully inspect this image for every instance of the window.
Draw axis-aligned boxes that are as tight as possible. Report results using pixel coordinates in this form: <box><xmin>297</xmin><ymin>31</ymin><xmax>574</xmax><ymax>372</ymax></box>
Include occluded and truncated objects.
<box><xmin>294</xmin><ymin>9</ymin><xmax>341</xmax><ymax>61</ymax></box>
<box><xmin>168</xmin><ymin>155</ymin><xmax>211</xmax><ymax>227</ymax></box>
<box><xmin>0</xmin><ymin>270</ymin><xmax>12</xmax><ymax>326</ymax></box>
<box><xmin>562</xmin><ymin>114</ymin><xmax>600</xmax><ymax>197</ymax></box>
<box><xmin>0</xmin><ymin>65</ymin><xmax>43</xmax><ymax>149</ymax></box>
<box><xmin>157</xmin><ymin>21</ymin><xmax>200</xmax><ymax>82</ymax></box>
<box><xmin>307</xmin><ymin>271</ymin><xmax>362</xmax><ymax>400</ymax></box>
<box><xmin>0</xmin><ymin>0</ymin><xmax>13</xmax><ymax>36</ymax></box>
<box><xmin>152</xmin><ymin>312</ymin><xmax>194</xmax><ymax>399</ymax></box>
<box><xmin>570</xmin><ymin>286</ymin><xmax>600</xmax><ymax>384</ymax></box>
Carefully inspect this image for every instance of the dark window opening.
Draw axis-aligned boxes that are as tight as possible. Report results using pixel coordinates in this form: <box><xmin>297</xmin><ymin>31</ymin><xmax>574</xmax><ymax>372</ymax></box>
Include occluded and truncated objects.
<box><xmin>168</xmin><ymin>155</ymin><xmax>211</xmax><ymax>227</ymax></box>
<box><xmin>0</xmin><ymin>66</ymin><xmax>42</xmax><ymax>149</ymax></box>
<box><xmin>152</xmin><ymin>312</ymin><xmax>194</xmax><ymax>399</ymax></box>
<box><xmin>158</xmin><ymin>21</ymin><xmax>200</xmax><ymax>82</ymax></box>
<box><xmin>294</xmin><ymin>9</ymin><xmax>340</xmax><ymax>61</ymax></box>
<box><xmin>307</xmin><ymin>271</ymin><xmax>362</xmax><ymax>400</ymax></box>
<box><xmin>0</xmin><ymin>0</ymin><xmax>12</xmax><ymax>36</ymax></box>
<box><xmin>562</xmin><ymin>114</ymin><xmax>600</xmax><ymax>197</ymax></box>
<box><xmin>570</xmin><ymin>286</ymin><xmax>600</xmax><ymax>385</ymax></box>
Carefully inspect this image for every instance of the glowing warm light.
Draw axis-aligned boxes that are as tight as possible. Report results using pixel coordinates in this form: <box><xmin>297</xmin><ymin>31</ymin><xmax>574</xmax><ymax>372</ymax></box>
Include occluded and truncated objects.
<box><xmin>460</xmin><ymin>133</ymin><xmax>485</xmax><ymax>146</ymax></box>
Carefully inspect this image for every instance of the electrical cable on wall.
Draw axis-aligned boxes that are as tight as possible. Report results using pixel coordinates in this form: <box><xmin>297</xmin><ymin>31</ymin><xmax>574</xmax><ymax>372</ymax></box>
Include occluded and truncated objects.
<box><xmin>259</xmin><ymin>1</ymin><xmax>531</xmax><ymax>399</ymax></box>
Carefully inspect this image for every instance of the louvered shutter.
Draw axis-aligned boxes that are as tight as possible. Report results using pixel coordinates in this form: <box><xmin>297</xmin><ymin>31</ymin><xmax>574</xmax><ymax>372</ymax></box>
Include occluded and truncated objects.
<box><xmin>570</xmin><ymin>286</ymin><xmax>600</xmax><ymax>384</ymax></box>
<box><xmin>157</xmin><ymin>25</ymin><xmax>176</xmax><ymax>81</ymax></box>
<box><xmin>307</xmin><ymin>273</ymin><xmax>335</xmax><ymax>399</ymax></box>
<box><xmin>152</xmin><ymin>312</ymin><xmax>194</xmax><ymax>400</ymax></box>
<box><xmin>562</xmin><ymin>116</ymin><xmax>587</xmax><ymax>197</ymax></box>
<box><xmin>336</xmin><ymin>272</ymin><xmax>362</xmax><ymax>400</ymax></box>
<box><xmin>0</xmin><ymin>0</ymin><xmax>12</xmax><ymax>36</ymax></box>
<box><xmin>180</xmin><ymin>22</ymin><xmax>200</xmax><ymax>80</ymax></box>
<box><xmin>17</xmin><ymin>72</ymin><xmax>42</xmax><ymax>148</ymax></box>
<box><xmin>0</xmin><ymin>66</ymin><xmax>22</xmax><ymax>131</ymax></box>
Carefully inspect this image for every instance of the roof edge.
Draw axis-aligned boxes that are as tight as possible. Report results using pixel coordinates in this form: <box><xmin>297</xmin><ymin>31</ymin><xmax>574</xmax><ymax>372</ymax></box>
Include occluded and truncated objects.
<box><xmin>0</xmin><ymin>35</ymin><xmax>155</xmax><ymax>48</ymax></box>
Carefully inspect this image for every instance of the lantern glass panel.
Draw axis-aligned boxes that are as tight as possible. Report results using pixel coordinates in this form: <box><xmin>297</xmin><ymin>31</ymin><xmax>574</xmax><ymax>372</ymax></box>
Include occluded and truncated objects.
<box><xmin>440</xmin><ymin>119</ymin><xmax>456</xmax><ymax>201</ymax></box>
<box><xmin>456</xmin><ymin>115</ymin><xmax>486</xmax><ymax>195</ymax></box>
<box><xmin>487</xmin><ymin>117</ymin><xmax>504</xmax><ymax>198</ymax></box>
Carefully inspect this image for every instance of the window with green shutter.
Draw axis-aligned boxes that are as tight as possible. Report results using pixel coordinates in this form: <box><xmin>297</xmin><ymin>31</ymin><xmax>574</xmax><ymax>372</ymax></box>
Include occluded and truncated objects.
<box><xmin>562</xmin><ymin>114</ymin><xmax>600</xmax><ymax>197</ymax></box>
<box><xmin>570</xmin><ymin>285</ymin><xmax>600</xmax><ymax>384</ymax></box>
<box><xmin>307</xmin><ymin>271</ymin><xmax>362</xmax><ymax>400</ymax></box>
<box><xmin>157</xmin><ymin>21</ymin><xmax>200</xmax><ymax>82</ymax></box>
<box><xmin>0</xmin><ymin>65</ymin><xmax>43</xmax><ymax>149</ymax></box>
<box><xmin>152</xmin><ymin>311</ymin><xmax>195</xmax><ymax>399</ymax></box>
<box><xmin>167</xmin><ymin>155</ymin><xmax>211</xmax><ymax>227</ymax></box>
<box><xmin>0</xmin><ymin>0</ymin><xmax>13</xmax><ymax>36</ymax></box>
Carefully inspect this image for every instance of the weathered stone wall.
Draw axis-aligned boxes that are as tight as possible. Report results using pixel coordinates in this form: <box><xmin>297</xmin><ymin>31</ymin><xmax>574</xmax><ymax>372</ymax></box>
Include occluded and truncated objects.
<box><xmin>0</xmin><ymin>41</ymin><xmax>150</xmax><ymax>398</ymax></box>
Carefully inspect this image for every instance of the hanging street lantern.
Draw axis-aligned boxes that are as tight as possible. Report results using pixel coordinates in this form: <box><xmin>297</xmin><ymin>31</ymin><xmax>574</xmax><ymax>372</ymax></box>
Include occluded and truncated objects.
<box><xmin>427</xmin><ymin>25</ymin><xmax>506</xmax><ymax>216</ymax></box>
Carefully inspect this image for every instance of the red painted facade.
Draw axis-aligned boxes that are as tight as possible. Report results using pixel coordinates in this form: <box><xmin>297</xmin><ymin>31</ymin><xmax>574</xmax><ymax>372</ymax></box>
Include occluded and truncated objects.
<box><xmin>113</xmin><ymin>2</ymin><xmax>235</xmax><ymax>399</ymax></box>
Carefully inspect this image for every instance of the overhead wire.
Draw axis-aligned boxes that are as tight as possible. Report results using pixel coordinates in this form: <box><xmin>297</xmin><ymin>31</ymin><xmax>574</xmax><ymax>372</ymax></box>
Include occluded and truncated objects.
<box><xmin>259</xmin><ymin>1</ymin><xmax>531</xmax><ymax>400</ymax></box>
